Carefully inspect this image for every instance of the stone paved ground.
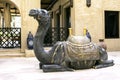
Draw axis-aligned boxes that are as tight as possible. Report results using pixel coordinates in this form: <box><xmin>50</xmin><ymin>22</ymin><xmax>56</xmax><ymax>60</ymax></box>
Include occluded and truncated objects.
<box><xmin>0</xmin><ymin>52</ymin><xmax>120</xmax><ymax>80</ymax></box>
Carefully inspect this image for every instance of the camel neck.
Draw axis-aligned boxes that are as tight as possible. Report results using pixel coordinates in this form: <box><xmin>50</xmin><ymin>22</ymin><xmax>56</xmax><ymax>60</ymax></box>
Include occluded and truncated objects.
<box><xmin>33</xmin><ymin>18</ymin><xmax>51</xmax><ymax>63</ymax></box>
<box><xmin>35</xmin><ymin>19</ymin><xmax>50</xmax><ymax>46</ymax></box>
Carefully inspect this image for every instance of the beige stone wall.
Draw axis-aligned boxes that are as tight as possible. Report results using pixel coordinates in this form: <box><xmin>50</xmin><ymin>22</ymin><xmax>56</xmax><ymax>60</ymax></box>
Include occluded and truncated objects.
<box><xmin>74</xmin><ymin>0</ymin><xmax>120</xmax><ymax>51</ymax></box>
<box><xmin>103</xmin><ymin>0</ymin><xmax>120</xmax><ymax>10</ymax></box>
<box><xmin>10</xmin><ymin>0</ymin><xmax>40</xmax><ymax>52</ymax></box>
<box><xmin>74</xmin><ymin>0</ymin><xmax>103</xmax><ymax>42</ymax></box>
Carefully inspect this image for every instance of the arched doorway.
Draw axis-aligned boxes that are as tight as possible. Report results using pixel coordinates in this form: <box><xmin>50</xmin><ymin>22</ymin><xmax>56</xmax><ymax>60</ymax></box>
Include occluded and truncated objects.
<box><xmin>0</xmin><ymin>0</ymin><xmax>21</xmax><ymax>48</ymax></box>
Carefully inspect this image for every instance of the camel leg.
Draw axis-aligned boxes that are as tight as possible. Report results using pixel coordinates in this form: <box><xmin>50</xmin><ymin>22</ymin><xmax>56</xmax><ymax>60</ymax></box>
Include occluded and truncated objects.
<box><xmin>39</xmin><ymin>62</ymin><xmax>43</xmax><ymax>69</ymax></box>
<box><xmin>98</xmin><ymin>47</ymin><xmax>108</xmax><ymax>61</ymax></box>
<box><xmin>94</xmin><ymin>47</ymin><xmax>114</xmax><ymax>69</ymax></box>
<box><xmin>93</xmin><ymin>60</ymin><xmax>114</xmax><ymax>69</ymax></box>
<box><xmin>42</xmin><ymin>64</ymin><xmax>74</xmax><ymax>72</ymax></box>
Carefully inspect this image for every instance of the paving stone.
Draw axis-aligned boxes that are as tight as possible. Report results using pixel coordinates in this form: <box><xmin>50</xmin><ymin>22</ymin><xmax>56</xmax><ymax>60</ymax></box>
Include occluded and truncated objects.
<box><xmin>0</xmin><ymin>52</ymin><xmax>120</xmax><ymax>80</ymax></box>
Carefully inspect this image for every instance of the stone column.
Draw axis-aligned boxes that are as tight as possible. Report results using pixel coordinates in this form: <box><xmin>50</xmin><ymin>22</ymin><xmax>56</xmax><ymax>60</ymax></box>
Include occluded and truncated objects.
<box><xmin>4</xmin><ymin>3</ymin><xmax>11</xmax><ymax>27</ymax></box>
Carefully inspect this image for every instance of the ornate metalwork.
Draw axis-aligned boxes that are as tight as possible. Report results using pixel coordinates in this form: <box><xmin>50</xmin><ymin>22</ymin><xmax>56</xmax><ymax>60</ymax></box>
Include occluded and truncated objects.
<box><xmin>44</xmin><ymin>27</ymin><xmax>67</xmax><ymax>46</ymax></box>
<box><xmin>0</xmin><ymin>28</ymin><xmax>21</xmax><ymax>48</ymax></box>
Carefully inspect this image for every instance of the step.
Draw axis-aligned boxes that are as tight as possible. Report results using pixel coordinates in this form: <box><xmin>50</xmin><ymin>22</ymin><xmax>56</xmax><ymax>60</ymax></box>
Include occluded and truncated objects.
<box><xmin>0</xmin><ymin>48</ymin><xmax>20</xmax><ymax>52</ymax></box>
<box><xmin>0</xmin><ymin>53</ymin><xmax>25</xmax><ymax>58</ymax></box>
<box><xmin>0</xmin><ymin>48</ymin><xmax>25</xmax><ymax>58</ymax></box>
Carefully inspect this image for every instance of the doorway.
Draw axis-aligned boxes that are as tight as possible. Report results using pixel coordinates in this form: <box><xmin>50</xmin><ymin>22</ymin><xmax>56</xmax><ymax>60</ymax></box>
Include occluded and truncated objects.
<box><xmin>64</xmin><ymin>7</ymin><xmax>71</xmax><ymax>38</ymax></box>
<box><xmin>56</xmin><ymin>13</ymin><xmax>60</xmax><ymax>41</ymax></box>
<box><xmin>105</xmin><ymin>11</ymin><xmax>119</xmax><ymax>38</ymax></box>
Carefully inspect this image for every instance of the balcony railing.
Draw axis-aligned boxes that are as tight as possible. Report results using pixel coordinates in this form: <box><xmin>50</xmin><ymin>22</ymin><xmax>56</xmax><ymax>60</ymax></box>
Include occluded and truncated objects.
<box><xmin>0</xmin><ymin>28</ymin><xmax>21</xmax><ymax>48</ymax></box>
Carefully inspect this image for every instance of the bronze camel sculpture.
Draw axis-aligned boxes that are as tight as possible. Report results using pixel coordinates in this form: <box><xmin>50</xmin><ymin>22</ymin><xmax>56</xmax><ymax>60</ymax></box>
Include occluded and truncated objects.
<box><xmin>29</xmin><ymin>9</ymin><xmax>114</xmax><ymax>72</ymax></box>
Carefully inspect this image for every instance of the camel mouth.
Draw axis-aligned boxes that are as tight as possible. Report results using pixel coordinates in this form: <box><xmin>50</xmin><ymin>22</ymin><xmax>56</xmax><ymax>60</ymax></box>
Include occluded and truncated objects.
<box><xmin>29</xmin><ymin>9</ymin><xmax>50</xmax><ymax>20</ymax></box>
<box><xmin>29</xmin><ymin>9</ymin><xmax>38</xmax><ymax>17</ymax></box>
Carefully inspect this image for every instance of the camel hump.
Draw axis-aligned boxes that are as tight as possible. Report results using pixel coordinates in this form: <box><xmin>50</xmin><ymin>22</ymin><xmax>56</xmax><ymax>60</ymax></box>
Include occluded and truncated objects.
<box><xmin>64</xmin><ymin>37</ymin><xmax>100</xmax><ymax>62</ymax></box>
<box><xmin>67</xmin><ymin>36</ymin><xmax>90</xmax><ymax>45</ymax></box>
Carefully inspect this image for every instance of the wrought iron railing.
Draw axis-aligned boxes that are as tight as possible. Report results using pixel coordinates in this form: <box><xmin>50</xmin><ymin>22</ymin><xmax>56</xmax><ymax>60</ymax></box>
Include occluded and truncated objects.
<box><xmin>0</xmin><ymin>28</ymin><xmax>21</xmax><ymax>48</ymax></box>
<box><xmin>0</xmin><ymin>27</ymin><xmax>67</xmax><ymax>48</ymax></box>
<box><xmin>44</xmin><ymin>27</ymin><xmax>68</xmax><ymax>46</ymax></box>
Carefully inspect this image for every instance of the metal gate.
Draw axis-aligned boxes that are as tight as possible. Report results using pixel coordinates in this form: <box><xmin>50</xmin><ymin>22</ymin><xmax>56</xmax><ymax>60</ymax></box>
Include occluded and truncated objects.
<box><xmin>44</xmin><ymin>27</ymin><xmax>68</xmax><ymax>46</ymax></box>
<box><xmin>0</xmin><ymin>28</ymin><xmax>21</xmax><ymax>48</ymax></box>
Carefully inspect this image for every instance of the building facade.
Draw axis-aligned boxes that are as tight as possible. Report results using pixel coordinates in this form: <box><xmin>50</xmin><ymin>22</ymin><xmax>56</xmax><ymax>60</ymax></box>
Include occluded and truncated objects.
<box><xmin>0</xmin><ymin>0</ymin><xmax>120</xmax><ymax>56</ymax></box>
<box><xmin>50</xmin><ymin>0</ymin><xmax>120</xmax><ymax>51</ymax></box>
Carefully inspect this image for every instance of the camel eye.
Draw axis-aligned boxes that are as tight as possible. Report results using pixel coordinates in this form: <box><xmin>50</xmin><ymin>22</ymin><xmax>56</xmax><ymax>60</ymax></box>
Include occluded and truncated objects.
<box><xmin>42</xmin><ymin>10</ymin><xmax>45</xmax><ymax>14</ymax></box>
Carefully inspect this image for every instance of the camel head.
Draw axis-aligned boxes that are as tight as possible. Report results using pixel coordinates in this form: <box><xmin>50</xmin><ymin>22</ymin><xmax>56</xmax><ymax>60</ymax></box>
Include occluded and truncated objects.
<box><xmin>29</xmin><ymin>9</ymin><xmax>50</xmax><ymax>22</ymax></box>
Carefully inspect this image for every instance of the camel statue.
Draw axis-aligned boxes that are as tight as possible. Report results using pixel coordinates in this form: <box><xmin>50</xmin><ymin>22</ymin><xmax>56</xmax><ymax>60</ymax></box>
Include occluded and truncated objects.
<box><xmin>29</xmin><ymin>9</ymin><xmax>114</xmax><ymax>72</ymax></box>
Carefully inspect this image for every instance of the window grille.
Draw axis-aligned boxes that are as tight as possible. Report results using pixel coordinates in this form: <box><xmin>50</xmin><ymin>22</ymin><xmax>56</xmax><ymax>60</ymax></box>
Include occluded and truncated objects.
<box><xmin>0</xmin><ymin>28</ymin><xmax>21</xmax><ymax>48</ymax></box>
